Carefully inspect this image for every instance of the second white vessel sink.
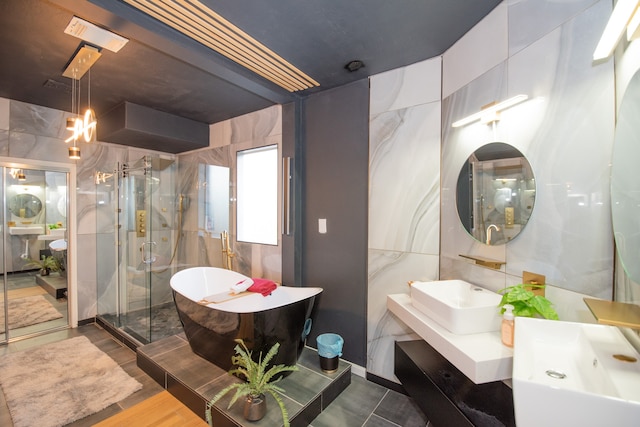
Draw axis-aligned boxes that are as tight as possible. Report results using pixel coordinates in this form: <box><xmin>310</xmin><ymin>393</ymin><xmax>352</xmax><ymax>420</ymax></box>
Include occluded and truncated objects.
<box><xmin>410</xmin><ymin>280</ymin><xmax>502</xmax><ymax>334</ymax></box>
<box><xmin>513</xmin><ymin>317</ymin><xmax>640</xmax><ymax>427</ymax></box>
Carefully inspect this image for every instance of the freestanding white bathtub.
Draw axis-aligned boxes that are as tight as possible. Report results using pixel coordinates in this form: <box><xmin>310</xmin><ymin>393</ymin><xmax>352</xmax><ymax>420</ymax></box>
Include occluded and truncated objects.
<box><xmin>170</xmin><ymin>267</ymin><xmax>322</xmax><ymax>372</ymax></box>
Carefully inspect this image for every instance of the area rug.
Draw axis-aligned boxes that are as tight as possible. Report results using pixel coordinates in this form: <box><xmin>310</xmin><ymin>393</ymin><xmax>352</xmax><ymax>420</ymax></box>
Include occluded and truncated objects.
<box><xmin>0</xmin><ymin>295</ymin><xmax>63</xmax><ymax>330</ymax></box>
<box><xmin>0</xmin><ymin>336</ymin><xmax>143</xmax><ymax>427</ymax></box>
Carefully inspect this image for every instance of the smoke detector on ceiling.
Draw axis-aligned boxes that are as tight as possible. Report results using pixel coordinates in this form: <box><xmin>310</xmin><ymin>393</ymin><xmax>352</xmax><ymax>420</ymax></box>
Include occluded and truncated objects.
<box><xmin>345</xmin><ymin>60</ymin><xmax>365</xmax><ymax>72</ymax></box>
<box><xmin>64</xmin><ymin>17</ymin><xmax>129</xmax><ymax>53</ymax></box>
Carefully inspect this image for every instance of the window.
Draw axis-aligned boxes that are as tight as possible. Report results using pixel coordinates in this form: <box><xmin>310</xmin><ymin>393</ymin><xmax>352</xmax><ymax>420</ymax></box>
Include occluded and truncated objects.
<box><xmin>236</xmin><ymin>145</ymin><xmax>278</xmax><ymax>245</ymax></box>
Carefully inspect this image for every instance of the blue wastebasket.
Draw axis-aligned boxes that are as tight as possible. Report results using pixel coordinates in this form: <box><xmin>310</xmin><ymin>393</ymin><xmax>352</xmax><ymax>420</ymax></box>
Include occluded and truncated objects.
<box><xmin>316</xmin><ymin>333</ymin><xmax>343</xmax><ymax>373</ymax></box>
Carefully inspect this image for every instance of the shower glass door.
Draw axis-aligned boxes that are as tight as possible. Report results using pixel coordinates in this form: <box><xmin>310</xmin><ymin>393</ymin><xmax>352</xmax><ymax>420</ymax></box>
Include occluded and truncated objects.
<box><xmin>0</xmin><ymin>162</ymin><xmax>70</xmax><ymax>343</ymax></box>
<box><xmin>97</xmin><ymin>155</ymin><xmax>179</xmax><ymax>344</ymax></box>
<box><xmin>118</xmin><ymin>160</ymin><xmax>153</xmax><ymax>342</ymax></box>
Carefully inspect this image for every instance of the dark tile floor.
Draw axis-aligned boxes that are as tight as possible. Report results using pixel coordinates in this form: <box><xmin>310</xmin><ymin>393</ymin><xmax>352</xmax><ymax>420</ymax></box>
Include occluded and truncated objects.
<box><xmin>0</xmin><ymin>323</ymin><xmax>429</xmax><ymax>426</ymax></box>
<box><xmin>99</xmin><ymin>302</ymin><xmax>184</xmax><ymax>344</ymax></box>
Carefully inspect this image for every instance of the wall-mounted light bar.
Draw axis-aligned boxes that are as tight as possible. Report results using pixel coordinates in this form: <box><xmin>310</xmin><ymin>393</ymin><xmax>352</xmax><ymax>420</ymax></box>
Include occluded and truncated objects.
<box><xmin>122</xmin><ymin>0</ymin><xmax>319</xmax><ymax>92</ymax></box>
<box><xmin>451</xmin><ymin>95</ymin><xmax>528</xmax><ymax>128</ymax></box>
<box><xmin>593</xmin><ymin>0</ymin><xmax>640</xmax><ymax>61</ymax></box>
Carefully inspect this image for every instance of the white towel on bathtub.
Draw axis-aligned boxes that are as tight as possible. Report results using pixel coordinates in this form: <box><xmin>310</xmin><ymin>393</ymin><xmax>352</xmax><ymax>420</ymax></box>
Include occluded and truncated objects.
<box><xmin>230</xmin><ymin>278</ymin><xmax>254</xmax><ymax>294</ymax></box>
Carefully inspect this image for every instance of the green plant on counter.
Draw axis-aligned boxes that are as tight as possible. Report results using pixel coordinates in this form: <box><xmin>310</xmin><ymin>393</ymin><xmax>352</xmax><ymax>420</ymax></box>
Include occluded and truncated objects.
<box><xmin>205</xmin><ymin>339</ymin><xmax>298</xmax><ymax>427</ymax></box>
<box><xmin>498</xmin><ymin>284</ymin><xmax>559</xmax><ymax>320</ymax></box>
<box><xmin>48</xmin><ymin>223</ymin><xmax>59</xmax><ymax>230</ymax></box>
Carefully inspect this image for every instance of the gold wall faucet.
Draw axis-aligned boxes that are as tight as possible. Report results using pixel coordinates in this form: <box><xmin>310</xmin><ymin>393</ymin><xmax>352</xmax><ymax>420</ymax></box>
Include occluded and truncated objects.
<box><xmin>221</xmin><ymin>230</ymin><xmax>235</xmax><ymax>270</ymax></box>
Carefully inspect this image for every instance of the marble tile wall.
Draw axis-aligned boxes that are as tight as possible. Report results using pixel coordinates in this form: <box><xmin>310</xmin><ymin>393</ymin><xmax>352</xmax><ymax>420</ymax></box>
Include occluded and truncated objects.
<box><xmin>177</xmin><ymin>105</ymin><xmax>283</xmax><ymax>281</ymax></box>
<box><xmin>441</xmin><ymin>0</ymin><xmax>615</xmax><ymax>300</ymax></box>
<box><xmin>368</xmin><ymin>0</ymin><xmax>617</xmax><ymax>383</ymax></box>
<box><xmin>367</xmin><ymin>58</ymin><xmax>442</xmax><ymax>381</ymax></box>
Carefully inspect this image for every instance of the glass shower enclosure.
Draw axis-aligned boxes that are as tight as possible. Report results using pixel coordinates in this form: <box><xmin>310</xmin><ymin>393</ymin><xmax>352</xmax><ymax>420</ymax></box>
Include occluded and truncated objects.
<box><xmin>96</xmin><ymin>155</ymin><xmax>183</xmax><ymax>344</ymax></box>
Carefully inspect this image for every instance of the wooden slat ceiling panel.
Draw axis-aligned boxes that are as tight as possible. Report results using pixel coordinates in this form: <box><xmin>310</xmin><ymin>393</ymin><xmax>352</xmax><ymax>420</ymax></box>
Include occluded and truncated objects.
<box><xmin>123</xmin><ymin>0</ymin><xmax>320</xmax><ymax>92</ymax></box>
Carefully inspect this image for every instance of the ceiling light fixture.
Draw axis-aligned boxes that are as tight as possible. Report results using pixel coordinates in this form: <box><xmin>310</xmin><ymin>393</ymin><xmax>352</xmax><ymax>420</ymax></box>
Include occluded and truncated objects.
<box><xmin>64</xmin><ymin>17</ymin><xmax>129</xmax><ymax>53</ymax></box>
<box><xmin>9</xmin><ymin>169</ymin><xmax>27</xmax><ymax>181</ymax></box>
<box><xmin>452</xmin><ymin>95</ymin><xmax>529</xmax><ymax>128</ymax></box>
<box><xmin>63</xmin><ymin>44</ymin><xmax>101</xmax><ymax>80</ymax></box>
<box><xmin>593</xmin><ymin>0</ymin><xmax>640</xmax><ymax>60</ymax></box>
<box><xmin>64</xmin><ymin>44</ymin><xmax>100</xmax><ymax>159</ymax></box>
<box><xmin>122</xmin><ymin>0</ymin><xmax>319</xmax><ymax>92</ymax></box>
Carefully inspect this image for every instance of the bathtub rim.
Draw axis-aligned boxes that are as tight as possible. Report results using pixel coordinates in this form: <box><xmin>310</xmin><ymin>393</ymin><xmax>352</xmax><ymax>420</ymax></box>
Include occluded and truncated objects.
<box><xmin>170</xmin><ymin>267</ymin><xmax>322</xmax><ymax>314</ymax></box>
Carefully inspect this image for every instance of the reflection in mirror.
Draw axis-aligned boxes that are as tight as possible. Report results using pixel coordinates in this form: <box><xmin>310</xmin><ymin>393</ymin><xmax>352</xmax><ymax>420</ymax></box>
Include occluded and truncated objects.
<box><xmin>611</xmin><ymin>69</ymin><xmax>640</xmax><ymax>283</ymax></box>
<box><xmin>456</xmin><ymin>142</ymin><xmax>536</xmax><ymax>245</ymax></box>
<box><xmin>9</xmin><ymin>194</ymin><xmax>43</xmax><ymax>219</ymax></box>
<box><xmin>199</xmin><ymin>164</ymin><xmax>229</xmax><ymax>235</ymax></box>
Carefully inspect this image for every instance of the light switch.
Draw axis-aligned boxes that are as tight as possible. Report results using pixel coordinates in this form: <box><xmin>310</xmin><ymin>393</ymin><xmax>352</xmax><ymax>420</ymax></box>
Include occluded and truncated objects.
<box><xmin>318</xmin><ymin>218</ymin><xmax>327</xmax><ymax>234</ymax></box>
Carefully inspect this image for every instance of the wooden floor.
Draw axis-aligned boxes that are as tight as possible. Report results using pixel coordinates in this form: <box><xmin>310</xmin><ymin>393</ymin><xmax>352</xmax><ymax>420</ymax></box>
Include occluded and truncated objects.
<box><xmin>93</xmin><ymin>391</ymin><xmax>207</xmax><ymax>427</ymax></box>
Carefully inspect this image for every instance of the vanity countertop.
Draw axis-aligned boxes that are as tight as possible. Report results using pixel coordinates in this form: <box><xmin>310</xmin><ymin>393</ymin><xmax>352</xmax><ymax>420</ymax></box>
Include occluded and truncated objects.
<box><xmin>387</xmin><ymin>293</ymin><xmax>513</xmax><ymax>384</ymax></box>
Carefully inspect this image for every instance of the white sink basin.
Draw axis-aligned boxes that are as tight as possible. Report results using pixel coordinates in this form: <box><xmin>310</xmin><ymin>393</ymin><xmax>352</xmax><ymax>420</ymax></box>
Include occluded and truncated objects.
<box><xmin>513</xmin><ymin>317</ymin><xmax>640</xmax><ymax>427</ymax></box>
<box><xmin>409</xmin><ymin>280</ymin><xmax>502</xmax><ymax>335</ymax></box>
<box><xmin>9</xmin><ymin>225</ymin><xmax>44</xmax><ymax>235</ymax></box>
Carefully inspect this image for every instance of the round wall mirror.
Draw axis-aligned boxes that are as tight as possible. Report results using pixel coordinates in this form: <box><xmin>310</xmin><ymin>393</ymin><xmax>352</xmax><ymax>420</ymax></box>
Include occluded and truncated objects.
<box><xmin>9</xmin><ymin>193</ymin><xmax>43</xmax><ymax>219</ymax></box>
<box><xmin>611</xmin><ymin>69</ymin><xmax>640</xmax><ymax>283</ymax></box>
<box><xmin>456</xmin><ymin>142</ymin><xmax>536</xmax><ymax>245</ymax></box>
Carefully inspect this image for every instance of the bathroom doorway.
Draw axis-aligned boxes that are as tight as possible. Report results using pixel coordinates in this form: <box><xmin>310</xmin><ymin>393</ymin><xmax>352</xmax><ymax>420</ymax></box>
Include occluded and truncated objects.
<box><xmin>96</xmin><ymin>155</ymin><xmax>183</xmax><ymax>344</ymax></box>
<box><xmin>0</xmin><ymin>159</ymin><xmax>73</xmax><ymax>343</ymax></box>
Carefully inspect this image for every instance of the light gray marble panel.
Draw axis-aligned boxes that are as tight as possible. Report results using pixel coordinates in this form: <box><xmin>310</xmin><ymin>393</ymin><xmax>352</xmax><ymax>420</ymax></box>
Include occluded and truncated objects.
<box><xmin>0</xmin><ymin>98</ymin><xmax>9</xmax><ymax>130</ymax></box>
<box><xmin>77</xmin><ymin>233</ymin><xmax>98</xmax><ymax>320</ymax></box>
<box><xmin>370</xmin><ymin>58</ymin><xmax>441</xmax><ymax>115</ymax></box>
<box><xmin>229</xmin><ymin>105</ymin><xmax>281</xmax><ymax>145</ymax></box>
<box><xmin>9</xmin><ymin>101</ymin><xmax>71</xmax><ymax>138</ymax></box>
<box><xmin>367</xmin><ymin>249</ymin><xmax>439</xmax><ymax>381</ymax></box>
<box><xmin>369</xmin><ymin>102</ymin><xmax>440</xmax><ymax>254</ymax></box>
<box><xmin>442</xmin><ymin>3</ymin><xmax>508</xmax><ymax>98</ymax></box>
<box><xmin>8</xmin><ymin>131</ymin><xmax>71</xmax><ymax>163</ymax></box>
<box><xmin>506</xmin><ymin>2</ymin><xmax>614</xmax><ymax>298</ymax></box>
<box><xmin>507</xmin><ymin>0</ymin><xmax>602</xmax><ymax>57</ymax></box>
<box><xmin>0</xmin><ymin>130</ymin><xmax>8</xmax><ymax>156</ymax></box>
<box><xmin>441</xmin><ymin>1</ymin><xmax>614</xmax><ymax>299</ymax></box>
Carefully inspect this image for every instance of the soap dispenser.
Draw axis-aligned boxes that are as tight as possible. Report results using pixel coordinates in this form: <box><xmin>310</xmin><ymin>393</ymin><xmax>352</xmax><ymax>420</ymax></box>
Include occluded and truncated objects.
<box><xmin>501</xmin><ymin>304</ymin><xmax>515</xmax><ymax>347</ymax></box>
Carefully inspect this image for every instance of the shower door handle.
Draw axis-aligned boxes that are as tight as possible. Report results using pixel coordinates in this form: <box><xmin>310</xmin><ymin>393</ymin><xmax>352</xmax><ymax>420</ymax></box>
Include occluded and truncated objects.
<box><xmin>141</xmin><ymin>241</ymin><xmax>157</xmax><ymax>265</ymax></box>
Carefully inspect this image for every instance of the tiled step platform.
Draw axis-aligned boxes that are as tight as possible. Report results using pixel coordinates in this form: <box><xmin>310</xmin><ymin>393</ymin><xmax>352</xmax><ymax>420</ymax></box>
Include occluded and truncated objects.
<box><xmin>35</xmin><ymin>274</ymin><xmax>67</xmax><ymax>298</ymax></box>
<box><xmin>137</xmin><ymin>334</ymin><xmax>351</xmax><ymax>427</ymax></box>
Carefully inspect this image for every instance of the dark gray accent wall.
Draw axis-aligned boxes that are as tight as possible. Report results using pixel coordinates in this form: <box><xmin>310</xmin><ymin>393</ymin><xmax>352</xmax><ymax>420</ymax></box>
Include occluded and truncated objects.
<box><xmin>281</xmin><ymin>101</ymin><xmax>299</xmax><ymax>286</ymax></box>
<box><xmin>302</xmin><ymin>79</ymin><xmax>369</xmax><ymax>366</ymax></box>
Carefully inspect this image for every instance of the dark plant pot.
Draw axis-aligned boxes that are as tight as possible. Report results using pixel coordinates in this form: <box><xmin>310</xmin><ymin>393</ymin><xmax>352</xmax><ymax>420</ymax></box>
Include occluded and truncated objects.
<box><xmin>243</xmin><ymin>393</ymin><xmax>266</xmax><ymax>421</ymax></box>
<box><xmin>40</xmin><ymin>268</ymin><xmax>50</xmax><ymax>276</ymax></box>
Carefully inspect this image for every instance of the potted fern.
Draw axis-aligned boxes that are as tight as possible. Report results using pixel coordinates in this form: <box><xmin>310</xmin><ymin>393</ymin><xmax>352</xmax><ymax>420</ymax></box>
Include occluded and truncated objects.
<box><xmin>24</xmin><ymin>255</ymin><xmax>59</xmax><ymax>276</ymax></box>
<box><xmin>205</xmin><ymin>339</ymin><xmax>298</xmax><ymax>427</ymax></box>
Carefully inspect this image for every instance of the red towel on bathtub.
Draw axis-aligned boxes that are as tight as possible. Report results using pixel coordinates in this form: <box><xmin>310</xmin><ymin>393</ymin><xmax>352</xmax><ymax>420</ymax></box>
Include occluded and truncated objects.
<box><xmin>248</xmin><ymin>278</ymin><xmax>278</xmax><ymax>296</ymax></box>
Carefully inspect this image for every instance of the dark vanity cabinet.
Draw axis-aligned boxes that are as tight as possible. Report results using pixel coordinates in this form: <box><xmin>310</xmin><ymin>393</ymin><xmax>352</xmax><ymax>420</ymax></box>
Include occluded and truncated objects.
<box><xmin>394</xmin><ymin>340</ymin><xmax>515</xmax><ymax>427</ymax></box>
